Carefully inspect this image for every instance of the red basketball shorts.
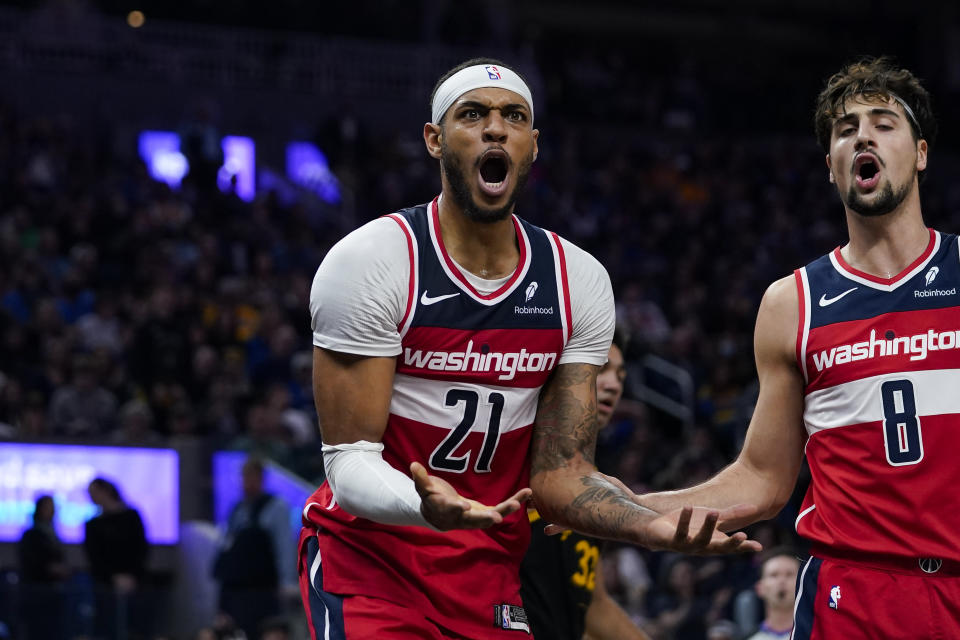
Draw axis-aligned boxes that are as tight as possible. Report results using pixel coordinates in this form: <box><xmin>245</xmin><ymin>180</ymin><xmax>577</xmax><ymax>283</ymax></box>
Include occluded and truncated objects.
<box><xmin>793</xmin><ymin>553</ymin><xmax>960</xmax><ymax>639</ymax></box>
<box><xmin>299</xmin><ymin>532</ymin><xmax>481</xmax><ymax>639</ymax></box>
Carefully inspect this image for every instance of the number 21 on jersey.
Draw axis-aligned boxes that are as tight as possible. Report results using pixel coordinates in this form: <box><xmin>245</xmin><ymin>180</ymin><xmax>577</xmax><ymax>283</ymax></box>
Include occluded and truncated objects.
<box><xmin>430</xmin><ymin>388</ymin><xmax>505</xmax><ymax>473</ymax></box>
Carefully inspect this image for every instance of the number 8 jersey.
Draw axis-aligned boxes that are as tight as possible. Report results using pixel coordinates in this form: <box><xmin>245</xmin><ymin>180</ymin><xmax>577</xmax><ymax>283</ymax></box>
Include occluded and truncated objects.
<box><xmin>304</xmin><ymin>198</ymin><xmax>614</xmax><ymax>638</ymax></box>
<box><xmin>794</xmin><ymin>229</ymin><xmax>960</xmax><ymax>562</ymax></box>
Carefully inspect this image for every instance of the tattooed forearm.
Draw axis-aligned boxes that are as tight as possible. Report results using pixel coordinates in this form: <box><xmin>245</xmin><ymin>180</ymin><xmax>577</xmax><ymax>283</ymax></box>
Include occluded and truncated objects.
<box><xmin>530</xmin><ymin>363</ymin><xmax>660</xmax><ymax>542</ymax></box>
<box><xmin>556</xmin><ymin>476</ymin><xmax>658</xmax><ymax>540</ymax></box>
<box><xmin>531</xmin><ymin>363</ymin><xmax>599</xmax><ymax>476</ymax></box>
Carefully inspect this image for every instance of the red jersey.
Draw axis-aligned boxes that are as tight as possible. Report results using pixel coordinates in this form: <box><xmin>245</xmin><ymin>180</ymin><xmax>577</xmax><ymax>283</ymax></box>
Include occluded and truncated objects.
<box><xmin>304</xmin><ymin>201</ymin><xmax>581</xmax><ymax>637</ymax></box>
<box><xmin>794</xmin><ymin>229</ymin><xmax>960</xmax><ymax>562</ymax></box>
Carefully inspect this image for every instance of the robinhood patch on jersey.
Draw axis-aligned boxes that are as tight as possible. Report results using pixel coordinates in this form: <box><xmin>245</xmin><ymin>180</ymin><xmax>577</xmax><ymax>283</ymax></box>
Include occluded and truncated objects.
<box><xmin>493</xmin><ymin>604</ymin><xmax>530</xmax><ymax>633</ymax></box>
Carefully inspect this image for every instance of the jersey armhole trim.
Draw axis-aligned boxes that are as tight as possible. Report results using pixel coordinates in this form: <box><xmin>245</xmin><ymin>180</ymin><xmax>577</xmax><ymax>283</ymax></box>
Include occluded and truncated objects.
<box><xmin>549</xmin><ymin>232</ymin><xmax>573</xmax><ymax>343</ymax></box>
<box><xmin>384</xmin><ymin>213</ymin><xmax>418</xmax><ymax>337</ymax></box>
<box><xmin>794</xmin><ymin>268</ymin><xmax>810</xmax><ymax>384</ymax></box>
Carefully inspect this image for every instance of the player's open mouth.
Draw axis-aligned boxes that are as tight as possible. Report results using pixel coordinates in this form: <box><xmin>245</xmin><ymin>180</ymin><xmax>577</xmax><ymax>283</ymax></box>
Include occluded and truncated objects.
<box><xmin>478</xmin><ymin>150</ymin><xmax>510</xmax><ymax>197</ymax></box>
<box><xmin>854</xmin><ymin>154</ymin><xmax>881</xmax><ymax>189</ymax></box>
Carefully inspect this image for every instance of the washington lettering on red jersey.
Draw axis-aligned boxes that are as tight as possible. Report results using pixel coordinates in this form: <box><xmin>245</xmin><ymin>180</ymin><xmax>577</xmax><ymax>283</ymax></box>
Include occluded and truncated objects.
<box><xmin>303</xmin><ymin>199</ymin><xmax>575</xmax><ymax>638</ymax></box>
<box><xmin>793</xmin><ymin>229</ymin><xmax>960</xmax><ymax>561</ymax></box>
<box><xmin>401</xmin><ymin>339</ymin><xmax>558</xmax><ymax>381</ymax></box>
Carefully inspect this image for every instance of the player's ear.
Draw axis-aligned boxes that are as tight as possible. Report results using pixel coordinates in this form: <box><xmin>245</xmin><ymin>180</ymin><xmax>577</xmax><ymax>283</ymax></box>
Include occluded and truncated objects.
<box><xmin>424</xmin><ymin>122</ymin><xmax>443</xmax><ymax>160</ymax></box>
<box><xmin>825</xmin><ymin>153</ymin><xmax>835</xmax><ymax>184</ymax></box>
<box><xmin>916</xmin><ymin>138</ymin><xmax>927</xmax><ymax>172</ymax></box>
<box><xmin>532</xmin><ymin>129</ymin><xmax>539</xmax><ymax>162</ymax></box>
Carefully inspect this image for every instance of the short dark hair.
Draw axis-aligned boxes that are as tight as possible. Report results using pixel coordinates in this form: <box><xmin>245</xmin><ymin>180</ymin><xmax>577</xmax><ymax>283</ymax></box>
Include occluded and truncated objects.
<box><xmin>759</xmin><ymin>546</ymin><xmax>800</xmax><ymax>572</ymax></box>
<box><xmin>429</xmin><ymin>57</ymin><xmax>527</xmax><ymax>124</ymax></box>
<box><xmin>611</xmin><ymin>325</ymin><xmax>629</xmax><ymax>355</ymax></box>
<box><xmin>813</xmin><ymin>57</ymin><xmax>936</xmax><ymax>179</ymax></box>
<box><xmin>89</xmin><ymin>477</ymin><xmax>122</xmax><ymax>501</ymax></box>
<box><xmin>33</xmin><ymin>495</ymin><xmax>53</xmax><ymax>522</ymax></box>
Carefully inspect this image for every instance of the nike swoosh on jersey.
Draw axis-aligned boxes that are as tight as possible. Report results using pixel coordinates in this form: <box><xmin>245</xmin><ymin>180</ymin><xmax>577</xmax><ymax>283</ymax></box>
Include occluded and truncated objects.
<box><xmin>420</xmin><ymin>291</ymin><xmax>461</xmax><ymax>305</ymax></box>
<box><xmin>818</xmin><ymin>287</ymin><xmax>858</xmax><ymax>307</ymax></box>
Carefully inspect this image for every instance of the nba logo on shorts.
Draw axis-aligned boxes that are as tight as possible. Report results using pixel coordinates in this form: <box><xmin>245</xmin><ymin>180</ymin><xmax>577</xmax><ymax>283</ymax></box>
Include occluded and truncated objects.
<box><xmin>501</xmin><ymin>604</ymin><xmax>512</xmax><ymax>628</ymax></box>
<box><xmin>829</xmin><ymin>585</ymin><xmax>841</xmax><ymax>610</ymax></box>
<box><xmin>485</xmin><ymin>66</ymin><xmax>501</xmax><ymax>80</ymax></box>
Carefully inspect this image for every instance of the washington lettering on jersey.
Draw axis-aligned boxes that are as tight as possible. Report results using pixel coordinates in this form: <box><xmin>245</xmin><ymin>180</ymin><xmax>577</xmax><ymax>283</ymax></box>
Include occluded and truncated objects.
<box><xmin>303</xmin><ymin>198</ymin><xmax>579</xmax><ymax>639</ymax></box>
<box><xmin>793</xmin><ymin>229</ymin><xmax>960</xmax><ymax>564</ymax></box>
<box><xmin>811</xmin><ymin>328</ymin><xmax>960</xmax><ymax>371</ymax></box>
<box><xmin>402</xmin><ymin>340</ymin><xmax>557</xmax><ymax>381</ymax></box>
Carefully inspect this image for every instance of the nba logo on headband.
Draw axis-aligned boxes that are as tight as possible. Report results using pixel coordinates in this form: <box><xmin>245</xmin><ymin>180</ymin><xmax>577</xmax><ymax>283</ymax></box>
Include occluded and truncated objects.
<box><xmin>430</xmin><ymin>63</ymin><xmax>534</xmax><ymax>124</ymax></box>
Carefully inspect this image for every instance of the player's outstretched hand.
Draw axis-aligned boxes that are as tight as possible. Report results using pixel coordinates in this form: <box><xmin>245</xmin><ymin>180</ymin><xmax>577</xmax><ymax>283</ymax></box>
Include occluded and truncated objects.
<box><xmin>411</xmin><ymin>462</ymin><xmax>533</xmax><ymax>531</ymax></box>
<box><xmin>643</xmin><ymin>505</ymin><xmax>763</xmax><ymax>555</ymax></box>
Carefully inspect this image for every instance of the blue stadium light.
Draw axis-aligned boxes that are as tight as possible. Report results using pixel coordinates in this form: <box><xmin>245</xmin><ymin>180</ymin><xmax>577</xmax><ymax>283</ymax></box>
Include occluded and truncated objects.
<box><xmin>218</xmin><ymin>135</ymin><xmax>256</xmax><ymax>202</ymax></box>
<box><xmin>138</xmin><ymin>130</ymin><xmax>190</xmax><ymax>188</ymax></box>
<box><xmin>286</xmin><ymin>141</ymin><xmax>341</xmax><ymax>204</ymax></box>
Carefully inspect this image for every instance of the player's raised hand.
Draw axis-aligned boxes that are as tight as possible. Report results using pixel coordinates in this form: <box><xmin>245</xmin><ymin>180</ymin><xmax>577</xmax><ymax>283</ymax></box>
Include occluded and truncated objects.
<box><xmin>643</xmin><ymin>505</ymin><xmax>763</xmax><ymax>555</ymax></box>
<box><xmin>411</xmin><ymin>461</ymin><xmax>532</xmax><ymax>531</ymax></box>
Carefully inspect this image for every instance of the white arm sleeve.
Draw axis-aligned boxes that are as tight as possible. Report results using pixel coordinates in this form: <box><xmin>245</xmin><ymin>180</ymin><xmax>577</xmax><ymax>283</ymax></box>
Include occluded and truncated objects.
<box><xmin>322</xmin><ymin>441</ymin><xmax>437</xmax><ymax>529</ymax></box>
<box><xmin>558</xmin><ymin>237</ymin><xmax>616</xmax><ymax>365</ymax></box>
<box><xmin>310</xmin><ymin>217</ymin><xmax>410</xmax><ymax>356</ymax></box>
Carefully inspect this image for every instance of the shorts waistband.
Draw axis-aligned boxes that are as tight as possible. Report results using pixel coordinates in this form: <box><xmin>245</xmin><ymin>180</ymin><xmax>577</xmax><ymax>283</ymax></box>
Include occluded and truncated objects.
<box><xmin>811</xmin><ymin>546</ymin><xmax>960</xmax><ymax>577</ymax></box>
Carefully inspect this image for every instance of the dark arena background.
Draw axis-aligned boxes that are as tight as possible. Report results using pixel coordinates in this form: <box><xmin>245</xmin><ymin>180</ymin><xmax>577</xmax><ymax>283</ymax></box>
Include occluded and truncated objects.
<box><xmin>1</xmin><ymin>1</ymin><xmax>959</xmax><ymax>638</ymax></box>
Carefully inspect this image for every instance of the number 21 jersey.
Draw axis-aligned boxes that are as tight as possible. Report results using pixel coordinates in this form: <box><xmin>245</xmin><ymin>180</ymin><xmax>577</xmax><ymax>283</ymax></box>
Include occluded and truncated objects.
<box><xmin>304</xmin><ymin>198</ymin><xmax>614</xmax><ymax>637</ymax></box>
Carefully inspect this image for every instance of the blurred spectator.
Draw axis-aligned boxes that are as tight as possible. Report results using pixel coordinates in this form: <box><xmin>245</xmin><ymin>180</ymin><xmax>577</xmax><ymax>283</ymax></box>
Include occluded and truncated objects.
<box><xmin>707</xmin><ymin>619</ymin><xmax>739</xmax><ymax>640</ymax></box>
<box><xmin>228</xmin><ymin>403</ymin><xmax>293</xmax><ymax>466</ymax></box>
<box><xmin>130</xmin><ymin>285</ymin><xmax>192</xmax><ymax>390</ymax></box>
<box><xmin>647</xmin><ymin>557</ymin><xmax>731</xmax><ymax>640</ymax></box>
<box><xmin>75</xmin><ymin>294</ymin><xmax>124</xmax><ymax>355</ymax></box>
<box><xmin>18</xmin><ymin>495</ymin><xmax>68</xmax><ymax>640</ymax></box>
<box><xmin>742</xmin><ymin>550</ymin><xmax>800</xmax><ymax>640</ymax></box>
<box><xmin>48</xmin><ymin>354</ymin><xmax>117</xmax><ymax>436</ymax></box>
<box><xmin>213</xmin><ymin>457</ymin><xmax>294</xmax><ymax>639</ymax></box>
<box><xmin>258</xmin><ymin>615</ymin><xmax>291</xmax><ymax>640</ymax></box>
<box><xmin>84</xmin><ymin>477</ymin><xmax>150</xmax><ymax>640</ymax></box>
<box><xmin>286</xmin><ymin>350</ymin><xmax>314</xmax><ymax>412</ymax></box>
<box><xmin>603</xmin><ymin>545</ymin><xmax>652</xmax><ymax>624</ymax></box>
<box><xmin>110</xmin><ymin>398</ymin><xmax>162</xmax><ymax>445</ymax></box>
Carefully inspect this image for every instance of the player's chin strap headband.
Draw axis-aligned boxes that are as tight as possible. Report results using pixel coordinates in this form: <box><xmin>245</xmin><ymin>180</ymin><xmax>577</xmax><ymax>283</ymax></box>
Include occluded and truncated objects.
<box><xmin>431</xmin><ymin>64</ymin><xmax>534</xmax><ymax>125</ymax></box>
<box><xmin>889</xmin><ymin>91</ymin><xmax>923</xmax><ymax>138</ymax></box>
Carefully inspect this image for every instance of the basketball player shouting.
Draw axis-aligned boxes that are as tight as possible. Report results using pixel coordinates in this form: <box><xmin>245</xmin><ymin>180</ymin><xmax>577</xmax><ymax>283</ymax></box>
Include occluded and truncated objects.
<box><xmin>637</xmin><ymin>57</ymin><xmax>960</xmax><ymax>638</ymax></box>
<box><xmin>298</xmin><ymin>58</ymin><xmax>755</xmax><ymax>639</ymax></box>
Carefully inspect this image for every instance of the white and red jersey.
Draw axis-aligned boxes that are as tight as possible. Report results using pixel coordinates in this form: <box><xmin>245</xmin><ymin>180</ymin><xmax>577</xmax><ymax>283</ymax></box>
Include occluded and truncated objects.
<box><xmin>794</xmin><ymin>229</ymin><xmax>960</xmax><ymax>562</ymax></box>
<box><xmin>304</xmin><ymin>198</ymin><xmax>615</xmax><ymax>637</ymax></box>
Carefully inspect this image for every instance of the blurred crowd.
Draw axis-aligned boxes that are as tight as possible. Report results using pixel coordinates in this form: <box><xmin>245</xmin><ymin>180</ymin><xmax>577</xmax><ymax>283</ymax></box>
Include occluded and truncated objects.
<box><xmin>2</xmin><ymin>43</ymin><xmax>960</xmax><ymax>638</ymax></box>
<box><xmin>0</xmin><ymin>102</ymin><xmax>326</xmax><ymax>483</ymax></box>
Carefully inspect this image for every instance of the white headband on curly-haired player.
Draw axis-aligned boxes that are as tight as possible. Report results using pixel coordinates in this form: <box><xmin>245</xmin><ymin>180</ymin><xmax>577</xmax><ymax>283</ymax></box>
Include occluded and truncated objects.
<box><xmin>431</xmin><ymin>64</ymin><xmax>534</xmax><ymax>125</ymax></box>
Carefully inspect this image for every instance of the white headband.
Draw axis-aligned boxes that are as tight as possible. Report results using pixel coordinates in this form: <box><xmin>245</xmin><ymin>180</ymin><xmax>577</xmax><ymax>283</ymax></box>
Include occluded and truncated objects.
<box><xmin>431</xmin><ymin>64</ymin><xmax>534</xmax><ymax>125</ymax></box>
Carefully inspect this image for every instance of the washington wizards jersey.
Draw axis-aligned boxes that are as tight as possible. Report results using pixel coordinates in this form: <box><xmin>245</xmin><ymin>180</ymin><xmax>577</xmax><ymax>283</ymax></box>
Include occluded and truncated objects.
<box><xmin>793</xmin><ymin>229</ymin><xmax>960</xmax><ymax>561</ymax></box>
<box><xmin>303</xmin><ymin>199</ymin><xmax>572</xmax><ymax>637</ymax></box>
